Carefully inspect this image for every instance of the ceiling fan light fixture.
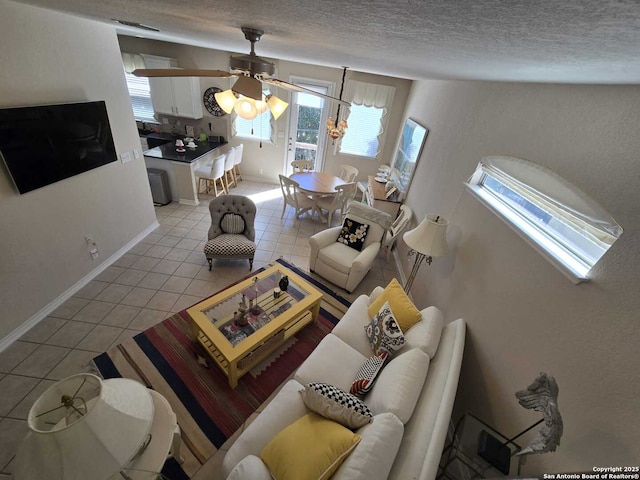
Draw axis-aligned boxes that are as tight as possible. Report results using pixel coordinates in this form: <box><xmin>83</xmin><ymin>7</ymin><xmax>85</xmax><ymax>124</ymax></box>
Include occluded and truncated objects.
<box><xmin>214</xmin><ymin>89</ymin><xmax>238</xmax><ymax>114</ymax></box>
<box><xmin>232</xmin><ymin>75</ymin><xmax>263</xmax><ymax>101</ymax></box>
<box><xmin>235</xmin><ymin>98</ymin><xmax>258</xmax><ymax>119</ymax></box>
<box><xmin>254</xmin><ymin>97</ymin><xmax>269</xmax><ymax>114</ymax></box>
<box><xmin>266</xmin><ymin>94</ymin><xmax>288</xmax><ymax>120</ymax></box>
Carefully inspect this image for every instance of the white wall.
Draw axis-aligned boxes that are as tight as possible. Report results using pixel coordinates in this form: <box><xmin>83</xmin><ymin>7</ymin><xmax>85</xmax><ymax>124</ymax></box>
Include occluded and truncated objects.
<box><xmin>117</xmin><ymin>35</ymin><xmax>412</xmax><ymax>184</ymax></box>
<box><xmin>399</xmin><ymin>80</ymin><xmax>640</xmax><ymax>472</ymax></box>
<box><xmin>0</xmin><ymin>2</ymin><xmax>157</xmax><ymax>342</ymax></box>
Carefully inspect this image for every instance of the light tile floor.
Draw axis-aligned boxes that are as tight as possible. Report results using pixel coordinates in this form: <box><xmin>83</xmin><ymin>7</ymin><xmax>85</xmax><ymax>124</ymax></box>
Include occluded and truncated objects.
<box><xmin>0</xmin><ymin>180</ymin><xmax>400</xmax><ymax>478</ymax></box>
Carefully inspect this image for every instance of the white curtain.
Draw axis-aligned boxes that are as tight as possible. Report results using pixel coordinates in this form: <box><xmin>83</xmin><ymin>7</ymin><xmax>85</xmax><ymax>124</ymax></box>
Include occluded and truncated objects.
<box><xmin>346</xmin><ymin>80</ymin><xmax>395</xmax><ymax>109</ymax></box>
<box><xmin>342</xmin><ymin>80</ymin><xmax>395</xmax><ymax>156</ymax></box>
<box><xmin>471</xmin><ymin>155</ymin><xmax>623</xmax><ymax>246</ymax></box>
<box><xmin>121</xmin><ymin>52</ymin><xmax>146</xmax><ymax>73</ymax></box>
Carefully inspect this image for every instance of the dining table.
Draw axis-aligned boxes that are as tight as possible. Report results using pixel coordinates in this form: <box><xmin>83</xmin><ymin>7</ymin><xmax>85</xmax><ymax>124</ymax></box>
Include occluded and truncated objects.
<box><xmin>289</xmin><ymin>171</ymin><xmax>344</xmax><ymax>222</ymax></box>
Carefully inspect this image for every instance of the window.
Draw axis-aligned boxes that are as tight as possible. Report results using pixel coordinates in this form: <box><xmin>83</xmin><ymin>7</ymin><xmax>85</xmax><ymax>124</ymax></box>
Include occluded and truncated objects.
<box><xmin>123</xmin><ymin>72</ymin><xmax>155</xmax><ymax>123</ymax></box>
<box><xmin>340</xmin><ymin>105</ymin><xmax>384</xmax><ymax>157</ymax></box>
<box><xmin>339</xmin><ymin>81</ymin><xmax>395</xmax><ymax>158</ymax></box>
<box><xmin>234</xmin><ymin>106</ymin><xmax>272</xmax><ymax>141</ymax></box>
<box><xmin>234</xmin><ymin>89</ymin><xmax>274</xmax><ymax>143</ymax></box>
<box><xmin>466</xmin><ymin>156</ymin><xmax>623</xmax><ymax>283</ymax></box>
<box><xmin>121</xmin><ymin>52</ymin><xmax>156</xmax><ymax>123</ymax></box>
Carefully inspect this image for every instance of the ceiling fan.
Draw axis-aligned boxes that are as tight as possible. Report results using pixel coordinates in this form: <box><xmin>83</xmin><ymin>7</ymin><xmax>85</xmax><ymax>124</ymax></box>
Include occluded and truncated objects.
<box><xmin>132</xmin><ymin>27</ymin><xmax>350</xmax><ymax>117</ymax></box>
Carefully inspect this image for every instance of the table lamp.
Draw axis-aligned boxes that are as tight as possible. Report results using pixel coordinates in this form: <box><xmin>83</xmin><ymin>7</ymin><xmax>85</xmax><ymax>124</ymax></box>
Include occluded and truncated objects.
<box><xmin>14</xmin><ymin>373</ymin><xmax>155</xmax><ymax>480</ymax></box>
<box><xmin>402</xmin><ymin>215</ymin><xmax>449</xmax><ymax>293</ymax></box>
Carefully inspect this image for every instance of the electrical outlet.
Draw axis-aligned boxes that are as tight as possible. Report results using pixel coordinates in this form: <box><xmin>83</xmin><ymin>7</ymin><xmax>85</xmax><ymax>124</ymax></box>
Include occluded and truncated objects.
<box><xmin>259</xmin><ymin>168</ymin><xmax>264</xmax><ymax>174</ymax></box>
<box><xmin>133</xmin><ymin>148</ymin><xmax>141</xmax><ymax>160</ymax></box>
<box><xmin>89</xmin><ymin>248</ymin><xmax>99</xmax><ymax>260</ymax></box>
<box><xmin>85</xmin><ymin>235</ymin><xmax>94</xmax><ymax>245</ymax></box>
<box><xmin>162</xmin><ymin>118</ymin><xmax>169</xmax><ymax>124</ymax></box>
<box><xmin>121</xmin><ymin>152</ymin><xmax>132</xmax><ymax>164</ymax></box>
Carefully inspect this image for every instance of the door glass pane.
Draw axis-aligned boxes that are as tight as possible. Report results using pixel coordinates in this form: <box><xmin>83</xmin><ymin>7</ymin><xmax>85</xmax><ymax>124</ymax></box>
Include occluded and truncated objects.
<box><xmin>294</xmin><ymin>92</ymin><xmax>324</xmax><ymax>166</ymax></box>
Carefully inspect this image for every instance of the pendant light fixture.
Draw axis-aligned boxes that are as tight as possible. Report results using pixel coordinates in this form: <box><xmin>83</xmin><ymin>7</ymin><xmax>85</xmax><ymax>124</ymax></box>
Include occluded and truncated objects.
<box><xmin>326</xmin><ymin>67</ymin><xmax>348</xmax><ymax>143</ymax></box>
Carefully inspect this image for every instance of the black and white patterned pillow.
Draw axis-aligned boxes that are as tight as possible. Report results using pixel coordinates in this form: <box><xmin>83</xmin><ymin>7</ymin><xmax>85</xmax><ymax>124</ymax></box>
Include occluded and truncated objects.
<box><xmin>336</xmin><ymin>218</ymin><xmax>369</xmax><ymax>252</ymax></box>
<box><xmin>364</xmin><ymin>301</ymin><xmax>406</xmax><ymax>357</ymax></box>
<box><xmin>350</xmin><ymin>351</ymin><xmax>388</xmax><ymax>396</ymax></box>
<box><xmin>301</xmin><ymin>382</ymin><xmax>373</xmax><ymax>429</ymax></box>
<box><xmin>220</xmin><ymin>213</ymin><xmax>245</xmax><ymax>234</ymax></box>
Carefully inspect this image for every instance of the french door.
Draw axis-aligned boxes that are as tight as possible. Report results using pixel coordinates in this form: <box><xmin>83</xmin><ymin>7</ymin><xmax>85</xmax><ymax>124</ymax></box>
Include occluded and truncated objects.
<box><xmin>284</xmin><ymin>77</ymin><xmax>334</xmax><ymax>175</ymax></box>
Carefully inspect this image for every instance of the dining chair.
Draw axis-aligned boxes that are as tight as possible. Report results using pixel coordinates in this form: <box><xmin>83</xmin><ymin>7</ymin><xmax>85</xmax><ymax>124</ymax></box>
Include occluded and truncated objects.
<box><xmin>233</xmin><ymin>143</ymin><xmax>244</xmax><ymax>182</ymax></box>
<box><xmin>314</xmin><ymin>182</ymin><xmax>357</xmax><ymax>226</ymax></box>
<box><xmin>194</xmin><ymin>153</ymin><xmax>227</xmax><ymax>197</ymax></box>
<box><xmin>279</xmin><ymin>174</ymin><xmax>315</xmax><ymax>223</ymax></box>
<box><xmin>291</xmin><ymin>160</ymin><xmax>314</xmax><ymax>173</ymax></box>
<box><xmin>382</xmin><ymin>204</ymin><xmax>413</xmax><ymax>260</ymax></box>
<box><xmin>339</xmin><ymin>164</ymin><xmax>359</xmax><ymax>183</ymax></box>
<box><xmin>224</xmin><ymin>147</ymin><xmax>237</xmax><ymax>191</ymax></box>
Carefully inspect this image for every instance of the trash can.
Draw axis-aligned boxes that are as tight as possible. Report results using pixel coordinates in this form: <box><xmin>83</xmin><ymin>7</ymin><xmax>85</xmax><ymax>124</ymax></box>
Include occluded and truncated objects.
<box><xmin>147</xmin><ymin>168</ymin><xmax>171</xmax><ymax>205</ymax></box>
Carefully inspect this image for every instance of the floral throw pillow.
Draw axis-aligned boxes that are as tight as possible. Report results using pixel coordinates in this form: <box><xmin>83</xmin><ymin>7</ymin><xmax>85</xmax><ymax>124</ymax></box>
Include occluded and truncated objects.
<box><xmin>364</xmin><ymin>301</ymin><xmax>406</xmax><ymax>357</ymax></box>
<box><xmin>336</xmin><ymin>218</ymin><xmax>369</xmax><ymax>252</ymax></box>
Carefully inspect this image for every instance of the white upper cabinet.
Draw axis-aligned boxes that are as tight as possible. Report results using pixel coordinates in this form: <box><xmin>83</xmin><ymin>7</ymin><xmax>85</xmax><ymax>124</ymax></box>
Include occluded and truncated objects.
<box><xmin>143</xmin><ymin>55</ymin><xmax>203</xmax><ymax>119</ymax></box>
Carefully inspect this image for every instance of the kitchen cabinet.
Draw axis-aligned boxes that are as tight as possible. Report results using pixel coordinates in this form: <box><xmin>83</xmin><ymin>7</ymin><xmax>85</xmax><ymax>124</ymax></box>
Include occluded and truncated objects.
<box><xmin>143</xmin><ymin>55</ymin><xmax>203</xmax><ymax>119</ymax></box>
<box><xmin>149</xmin><ymin>76</ymin><xmax>203</xmax><ymax>119</ymax></box>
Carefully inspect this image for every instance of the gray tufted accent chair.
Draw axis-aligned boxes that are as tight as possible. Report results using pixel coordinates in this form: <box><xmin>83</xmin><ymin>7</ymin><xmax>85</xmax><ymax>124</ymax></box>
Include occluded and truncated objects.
<box><xmin>204</xmin><ymin>195</ymin><xmax>257</xmax><ymax>271</ymax></box>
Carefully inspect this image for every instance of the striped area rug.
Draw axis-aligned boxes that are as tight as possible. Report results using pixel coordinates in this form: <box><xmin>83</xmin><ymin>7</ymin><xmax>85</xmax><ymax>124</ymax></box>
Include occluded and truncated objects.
<box><xmin>93</xmin><ymin>259</ymin><xmax>350</xmax><ymax>479</ymax></box>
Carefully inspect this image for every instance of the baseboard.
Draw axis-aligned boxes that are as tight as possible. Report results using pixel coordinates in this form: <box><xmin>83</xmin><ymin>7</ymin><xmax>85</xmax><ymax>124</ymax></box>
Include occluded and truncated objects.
<box><xmin>0</xmin><ymin>221</ymin><xmax>160</xmax><ymax>352</ymax></box>
<box><xmin>178</xmin><ymin>198</ymin><xmax>199</xmax><ymax>206</ymax></box>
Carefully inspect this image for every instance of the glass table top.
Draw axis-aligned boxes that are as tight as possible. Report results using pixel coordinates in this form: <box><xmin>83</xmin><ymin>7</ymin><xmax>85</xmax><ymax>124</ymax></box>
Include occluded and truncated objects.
<box><xmin>198</xmin><ymin>270</ymin><xmax>310</xmax><ymax>346</ymax></box>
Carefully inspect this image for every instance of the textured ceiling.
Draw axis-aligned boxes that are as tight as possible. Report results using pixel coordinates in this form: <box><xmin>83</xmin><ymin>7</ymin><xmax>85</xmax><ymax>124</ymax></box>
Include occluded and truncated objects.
<box><xmin>11</xmin><ymin>0</ymin><xmax>640</xmax><ymax>83</ymax></box>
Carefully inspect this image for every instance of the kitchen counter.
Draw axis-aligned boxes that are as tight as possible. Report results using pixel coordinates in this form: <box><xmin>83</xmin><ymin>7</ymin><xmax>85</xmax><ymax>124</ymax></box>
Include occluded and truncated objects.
<box><xmin>143</xmin><ymin>139</ymin><xmax>229</xmax><ymax>206</ymax></box>
<box><xmin>143</xmin><ymin>140</ymin><xmax>226</xmax><ymax>163</ymax></box>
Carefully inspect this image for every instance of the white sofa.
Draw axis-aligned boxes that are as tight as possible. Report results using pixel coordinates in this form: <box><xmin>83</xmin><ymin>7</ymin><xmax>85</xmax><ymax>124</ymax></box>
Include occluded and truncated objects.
<box><xmin>222</xmin><ymin>287</ymin><xmax>466</xmax><ymax>480</ymax></box>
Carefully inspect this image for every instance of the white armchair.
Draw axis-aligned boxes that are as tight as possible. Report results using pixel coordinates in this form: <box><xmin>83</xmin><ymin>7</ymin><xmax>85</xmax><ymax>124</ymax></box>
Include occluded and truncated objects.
<box><xmin>309</xmin><ymin>203</ymin><xmax>392</xmax><ymax>293</ymax></box>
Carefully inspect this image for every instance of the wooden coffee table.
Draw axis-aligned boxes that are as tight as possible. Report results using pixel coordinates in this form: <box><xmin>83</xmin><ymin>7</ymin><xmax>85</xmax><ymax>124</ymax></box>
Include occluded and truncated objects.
<box><xmin>186</xmin><ymin>264</ymin><xmax>323</xmax><ymax>388</ymax></box>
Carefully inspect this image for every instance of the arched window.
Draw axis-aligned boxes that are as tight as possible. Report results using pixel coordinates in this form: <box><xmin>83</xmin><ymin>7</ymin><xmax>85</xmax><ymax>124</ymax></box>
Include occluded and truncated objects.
<box><xmin>466</xmin><ymin>156</ymin><xmax>623</xmax><ymax>282</ymax></box>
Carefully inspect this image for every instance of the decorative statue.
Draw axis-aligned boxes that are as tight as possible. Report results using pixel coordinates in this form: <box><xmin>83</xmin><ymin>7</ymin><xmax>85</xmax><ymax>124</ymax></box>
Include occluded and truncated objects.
<box><xmin>238</xmin><ymin>294</ymin><xmax>248</xmax><ymax>316</ymax></box>
<box><xmin>477</xmin><ymin>371</ymin><xmax>563</xmax><ymax>474</ymax></box>
<box><xmin>279</xmin><ymin>275</ymin><xmax>289</xmax><ymax>292</ymax></box>
<box><xmin>251</xmin><ymin>277</ymin><xmax>262</xmax><ymax>315</ymax></box>
<box><xmin>515</xmin><ymin>372</ymin><xmax>564</xmax><ymax>457</ymax></box>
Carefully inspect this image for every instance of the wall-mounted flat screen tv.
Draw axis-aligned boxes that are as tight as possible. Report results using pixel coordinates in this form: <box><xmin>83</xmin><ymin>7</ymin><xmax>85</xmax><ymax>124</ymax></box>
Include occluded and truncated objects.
<box><xmin>0</xmin><ymin>100</ymin><xmax>117</xmax><ymax>194</ymax></box>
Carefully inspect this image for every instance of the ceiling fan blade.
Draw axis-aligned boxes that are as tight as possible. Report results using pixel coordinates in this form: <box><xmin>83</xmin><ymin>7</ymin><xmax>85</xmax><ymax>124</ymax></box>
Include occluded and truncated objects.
<box><xmin>263</xmin><ymin>78</ymin><xmax>351</xmax><ymax>107</ymax></box>
<box><xmin>133</xmin><ymin>69</ymin><xmax>235</xmax><ymax>78</ymax></box>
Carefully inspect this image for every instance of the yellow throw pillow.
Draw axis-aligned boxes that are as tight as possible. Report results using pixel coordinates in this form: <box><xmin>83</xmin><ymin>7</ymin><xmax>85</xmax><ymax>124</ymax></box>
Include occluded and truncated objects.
<box><xmin>367</xmin><ymin>278</ymin><xmax>422</xmax><ymax>331</ymax></box>
<box><xmin>260</xmin><ymin>412</ymin><xmax>361</xmax><ymax>480</ymax></box>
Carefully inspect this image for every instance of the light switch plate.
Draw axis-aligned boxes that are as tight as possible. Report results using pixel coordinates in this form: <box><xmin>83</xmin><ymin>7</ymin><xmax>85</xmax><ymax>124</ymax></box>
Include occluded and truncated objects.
<box><xmin>133</xmin><ymin>148</ymin><xmax>141</xmax><ymax>160</ymax></box>
<box><xmin>121</xmin><ymin>152</ymin><xmax>132</xmax><ymax>164</ymax></box>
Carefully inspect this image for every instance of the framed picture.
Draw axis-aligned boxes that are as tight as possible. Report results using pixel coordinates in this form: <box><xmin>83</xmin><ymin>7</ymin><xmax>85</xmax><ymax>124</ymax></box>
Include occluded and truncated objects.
<box><xmin>391</xmin><ymin>118</ymin><xmax>428</xmax><ymax>194</ymax></box>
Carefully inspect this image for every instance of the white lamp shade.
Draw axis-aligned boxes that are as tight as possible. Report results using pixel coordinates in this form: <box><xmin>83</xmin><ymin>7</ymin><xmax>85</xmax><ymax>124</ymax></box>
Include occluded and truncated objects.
<box><xmin>403</xmin><ymin>215</ymin><xmax>449</xmax><ymax>257</ymax></box>
<box><xmin>234</xmin><ymin>97</ymin><xmax>258</xmax><ymax>119</ymax></box>
<box><xmin>214</xmin><ymin>89</ymin><xmax>237</xmax><ymax>114</ymax></box>
<box><xmin>266</xmin><ymin>94</ymin><xmax>288</xmax><ymax>120</ymax></box>
<box><xmin>14</xmin><ymin>374</ymin><xmax>154</xmax><ymax>480</ymax></box>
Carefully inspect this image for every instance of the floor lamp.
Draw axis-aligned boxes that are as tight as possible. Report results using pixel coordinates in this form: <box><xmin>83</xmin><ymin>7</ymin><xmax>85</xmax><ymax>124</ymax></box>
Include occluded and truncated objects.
<box><xmin>402</xmin><ymin>215</ymin><xmax>449</xmax><ymax>293</ymax></box>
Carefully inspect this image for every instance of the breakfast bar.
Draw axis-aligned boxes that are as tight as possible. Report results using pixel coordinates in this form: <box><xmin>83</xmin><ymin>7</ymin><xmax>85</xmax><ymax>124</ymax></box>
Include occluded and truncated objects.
<box><xmin>143</xmin><ymin>138</ymin><xmax>227</xmax><ymax>205</ymax></box>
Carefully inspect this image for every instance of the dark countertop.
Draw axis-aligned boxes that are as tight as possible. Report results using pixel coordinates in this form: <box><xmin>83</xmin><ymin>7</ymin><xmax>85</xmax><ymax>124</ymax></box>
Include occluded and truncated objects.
<box><xmin>143</xmin><ymin>140</ymin><xmax>227</xmax><ymax>163</ymax></box>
